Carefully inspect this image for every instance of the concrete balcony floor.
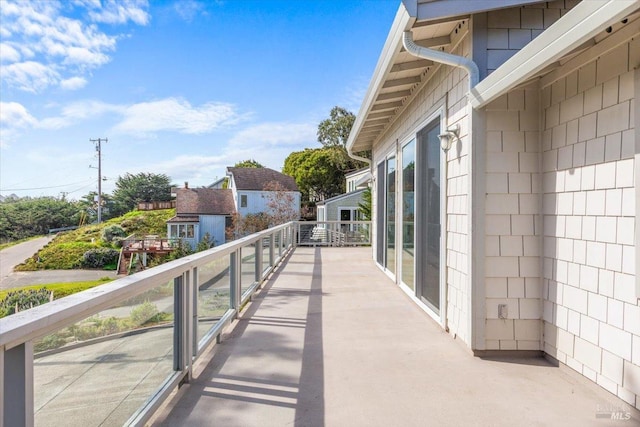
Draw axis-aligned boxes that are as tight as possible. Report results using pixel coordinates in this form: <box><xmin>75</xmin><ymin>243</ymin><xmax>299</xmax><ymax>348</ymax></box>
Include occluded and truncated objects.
<box><xmin>153</xmin><ymin>247</ymin><xmax>639</xmax><ymax>426</ymax></box>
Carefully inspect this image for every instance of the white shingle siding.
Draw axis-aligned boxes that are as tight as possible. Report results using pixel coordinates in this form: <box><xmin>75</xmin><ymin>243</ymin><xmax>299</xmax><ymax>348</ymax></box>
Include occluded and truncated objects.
<box><xmin>483</xmin><ymin>82</ymin><xmax>542</xmax><ymax>350</ymax></box>
<box><xmin>541</xmin><ymin>35</ymin><xmax>638</xmax><ymax>407</ymax></box>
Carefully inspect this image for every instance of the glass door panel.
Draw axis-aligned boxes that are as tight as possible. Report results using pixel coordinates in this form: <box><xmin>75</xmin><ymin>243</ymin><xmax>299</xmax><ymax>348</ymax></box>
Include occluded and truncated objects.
<box><xmin>416</xmin><ymin>122</ymin><xmax>441</xmax><ymax>312</ymax></box>
<box><xmin>401</xmin><ymin>140</ymin><xmax>415</xmax><ymax>291</ymax></box>
<box><xmin>386</xmin><ymin>157</ymin><xmax>396</xmax><ymax>275</ymax></box>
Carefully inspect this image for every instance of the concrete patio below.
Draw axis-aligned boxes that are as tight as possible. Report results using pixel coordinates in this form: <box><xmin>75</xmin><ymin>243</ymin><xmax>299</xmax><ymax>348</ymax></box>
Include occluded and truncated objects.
<box><xmin>152</xmin><ymin>247</ymin><xmax>639</xmax><ymax>426</ymax></box>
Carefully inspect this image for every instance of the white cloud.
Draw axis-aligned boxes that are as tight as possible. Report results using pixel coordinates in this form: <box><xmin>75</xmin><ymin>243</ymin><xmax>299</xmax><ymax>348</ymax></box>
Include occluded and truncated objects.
<box><xmin>174</xmin><ymin>1</ymin><xmax>206</xmax><ymax>22</ymax></box>
<box><xmin>113</xmin><ymin>98</ymin><xmax>242</xmax><ymax>137</ymax></box>
<box><xmin>0</xmin><ymin>0</ymin><xmax>148</xmax><ymax>92</ymax></box>
<box><xmin>228</xmin><ymin>122</ymin><xmax>317</xmax><ymax>148</ymax></box>
<box><xmin>0</xmin><ymin>102</ymin><xmax>37</xmax><ymax>128</ymax></box>
<box><xmin>60</xmin><ymin>76</ymin><xmax>88</xmax><ymax>90</ymax></box>
<box><xmin>0</xmin><ymin>43</ymin><xmax>21</xmax><ymax>63</ymax></box>
<box><xmin>38</xmin><ymin>99</ymin><xmax>123</xmax><ymax>129</ymax></box>
<box><xmin>0</xmin><ymin>102</ymin><xmax>37</xmax><ymax>147</ymax></box>
<box><xmin>86</xmin><ymin>0</ymin><xmax>150</xmax><ymax>25</ymax></box>
<box><xmin>0</xmin><ymin>61</ymin><xmax>60</xmax><ymax>93</ymax></box>
<box><xmin>1</xmin><ymin>97</ymin><xmax>243</xmax><ymax>137</ymax></box>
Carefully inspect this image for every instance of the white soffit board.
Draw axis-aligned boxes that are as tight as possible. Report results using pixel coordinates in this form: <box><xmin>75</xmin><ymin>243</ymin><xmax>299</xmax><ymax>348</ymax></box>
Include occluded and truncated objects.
<box><xmin>413</xmin><ymin>0</ymin><xmax>544</xmax><ymax>22</ymax></box>
<box><xmin>470</xmin><ymin>0</ymin><xmax>640</xmax><ymax>109</ymax></box>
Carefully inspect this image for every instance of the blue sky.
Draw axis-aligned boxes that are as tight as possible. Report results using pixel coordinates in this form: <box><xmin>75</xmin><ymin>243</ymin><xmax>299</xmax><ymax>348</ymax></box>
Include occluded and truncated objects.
<box><xmin>0</xmin><ymin>0</ymin><xmax>398</xmax><ymax>199</ymax></box>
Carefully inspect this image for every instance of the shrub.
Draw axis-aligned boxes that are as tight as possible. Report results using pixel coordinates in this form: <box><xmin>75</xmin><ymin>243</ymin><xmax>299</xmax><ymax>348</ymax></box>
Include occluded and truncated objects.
<box><xmin>197</xmin><ymin>232</ymin><xmax>214</xmax><ymax>252</ymax></box>
<box><xmin>101</xmin><ymin>224</ymin><xmax>126</xmax><ymax>243</ymax></box>
<box><xmin>0</xmin><ymin>288</ymin><xmax>52</xmax><ymax>316</ymax></box>
<box><xmin>81</xmin><ymin>248</ymin><xmax>120</xmax><ymax>269</ymax></box>
<box><xmin>112</xmin><ymin>236</ymin><xmax>125</xmax><ymax>248</ymax></box>
<box><xmin>130</xmin><ymin>301</ymin><xmax>159</xmax><ymax>327</ymax></box>
<box><xmin>34</xmin><ymin>334</ymin><xmax>66</xmax><ymax>352</ymax></box>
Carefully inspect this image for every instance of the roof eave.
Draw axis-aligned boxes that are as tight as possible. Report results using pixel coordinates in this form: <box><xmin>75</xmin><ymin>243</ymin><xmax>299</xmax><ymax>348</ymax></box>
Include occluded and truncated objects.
<box><xmin>470</xmin><ymin>0</ymin><xmax>640</xmax><ymax>109</ymax></box>
<box><xmin>347</xmin><ymin>5</ymin><xmax>412</xmax><ymax>154</ymax></box>
<box><xmin>411</xmin><ymin>0</ymin><xmax>544</xmax><ymax>22</ymax></box>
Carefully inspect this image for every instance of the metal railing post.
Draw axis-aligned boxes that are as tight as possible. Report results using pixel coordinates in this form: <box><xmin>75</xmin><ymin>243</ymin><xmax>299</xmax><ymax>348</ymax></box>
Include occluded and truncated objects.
<box><xmin>183</xmin><ymin>269</ymin><xmax>195</xmax><ymax>382</ymax></box>
<box><xmin>173</xmin><ymin>275</ymin><xmax>188</xmax><ymax>374</ymax></box>
<box><xmin>255</xmin><ymin>239</ymin><xmax>262</xmax><ymax>283</ymax></box>
<box><xmin>230</xmin><ymin>251</ymin><xmax>240</xmax><ymax>317</ymax></box>
<box><xmin>269</xmin><ymin>232</ymin><xmax>275</xmax><ymax>267</ymax></box>
<box><xmin>3</xmin><ymin>342</ymin><xmax>34</xmax><ymax>427</ymax></box>
<box><xmin>191</xmin><ymin>267</ymin><xmax>198</xmax><ymax>361</ymax></box>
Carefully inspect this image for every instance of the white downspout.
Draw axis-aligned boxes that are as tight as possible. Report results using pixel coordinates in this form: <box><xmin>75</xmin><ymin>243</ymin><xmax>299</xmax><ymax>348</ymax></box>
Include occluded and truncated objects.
<box><xmin>347</xmin><ymin>147</ymin><xmax>372</xmax><ymax>167</ymax></box>
<box><xmin>402</xmin><ymin>31</ymin><xmax>479</xmax><ymax>89</ymax></box>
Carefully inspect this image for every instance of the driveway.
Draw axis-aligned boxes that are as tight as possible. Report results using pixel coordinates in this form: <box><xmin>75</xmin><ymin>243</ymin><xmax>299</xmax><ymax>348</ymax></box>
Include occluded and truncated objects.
<box><xmin>0</xmin><ymin>236</ymin><xmax>118</xmax><ymax>290</ymax></box>
<box><xmin>0</xmin><ymin>236</ymin><xmax>54</xmax><ymax>281</ymax></box>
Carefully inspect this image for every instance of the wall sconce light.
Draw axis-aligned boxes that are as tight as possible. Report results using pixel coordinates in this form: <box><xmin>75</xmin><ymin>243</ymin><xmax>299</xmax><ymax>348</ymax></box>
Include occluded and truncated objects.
<box><xmin>438</xmin><ymin>124</ymin><xmax>460</xmax><ymax>151</ymax></box>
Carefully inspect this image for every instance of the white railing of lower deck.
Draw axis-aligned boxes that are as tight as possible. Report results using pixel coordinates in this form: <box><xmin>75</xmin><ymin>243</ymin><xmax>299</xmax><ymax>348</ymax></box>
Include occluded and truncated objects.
<box><xmin>0</xmin><ymin>222</ymin><xmax>296</xmax><ymax>427</ymax></box>
<box><xmin>295</xmin><ymin>221</ymin><xmax>371</xmax><ymax>247</ymax></box>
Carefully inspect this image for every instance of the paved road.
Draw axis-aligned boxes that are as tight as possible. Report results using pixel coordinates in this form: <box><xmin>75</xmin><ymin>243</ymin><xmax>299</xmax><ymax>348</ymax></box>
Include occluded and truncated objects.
<box><xmin>0</xmin><ymin>235</ymin><xmax>54</xmax><ymax>281</ymax></box>
<box><xmin>0</xmin><ymin>236</ymin><xmax>118</xmax><ymax>290</ymax></box>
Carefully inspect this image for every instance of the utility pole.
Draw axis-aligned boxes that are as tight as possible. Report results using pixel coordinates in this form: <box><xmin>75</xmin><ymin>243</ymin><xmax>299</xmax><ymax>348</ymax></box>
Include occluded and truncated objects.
<box><xmin>90</xmin><ymin>138</ymin><xmax>108</xmax><ymax>223</ymax></box>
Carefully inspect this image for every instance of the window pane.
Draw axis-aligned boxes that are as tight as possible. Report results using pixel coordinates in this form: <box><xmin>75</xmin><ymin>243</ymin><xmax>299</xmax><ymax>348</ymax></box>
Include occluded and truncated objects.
<box><xmin>402</xmin><ymin>140</ymin><xmax>415</xmax><ymax>290</ymax></box>
<box><xmin>386</xmin><ymin>156</ymin><xmax>396</xmax><ymax>275</ymax></box>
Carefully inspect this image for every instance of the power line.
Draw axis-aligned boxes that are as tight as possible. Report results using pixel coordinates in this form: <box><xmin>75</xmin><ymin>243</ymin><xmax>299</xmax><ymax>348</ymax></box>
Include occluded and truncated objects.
<box><xmin>0</xmin><ymin>179</ymin><xmax>94</xmax><ymax>192</ymax></box>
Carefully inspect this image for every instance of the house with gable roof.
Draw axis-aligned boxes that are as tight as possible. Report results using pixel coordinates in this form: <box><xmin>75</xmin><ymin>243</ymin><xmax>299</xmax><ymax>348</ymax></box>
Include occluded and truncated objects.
<box><xmin>226</xmin><ymin>167</ymin><xmax>300</xmax><ymax>218</ymax></box>
<box><xmin>168</xmin><ymin>167</ymin><xmax>301</xmax><ymax>249</ymax></box>
<box><xmin>347</xmin><ymin>0</ymin><xmax>640</xmax><ymax>407</ymax></box>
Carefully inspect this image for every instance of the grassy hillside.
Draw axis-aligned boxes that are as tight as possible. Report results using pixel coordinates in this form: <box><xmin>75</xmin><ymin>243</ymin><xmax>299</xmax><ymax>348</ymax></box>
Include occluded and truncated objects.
<box><xmin>15</xmin><ymin>209</ymin><xmax>175</xmax><ymax>271</ymax></box>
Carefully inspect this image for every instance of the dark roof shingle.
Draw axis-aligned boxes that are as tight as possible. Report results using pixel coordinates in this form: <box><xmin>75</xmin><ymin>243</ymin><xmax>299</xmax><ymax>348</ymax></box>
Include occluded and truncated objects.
<box><xmin>174</xmin><ymin>188</ymin><xmax>236</xmax><ymax>215</ymax></box>
<box><xmin>227</xmin><ymin>167</ymin><xmax>298</xmax><ymax>191</ymax></box>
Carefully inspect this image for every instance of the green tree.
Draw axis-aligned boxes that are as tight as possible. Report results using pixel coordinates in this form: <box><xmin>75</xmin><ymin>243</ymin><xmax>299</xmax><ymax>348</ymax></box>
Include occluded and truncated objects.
<box><xmin>234</xmin><ymin>159</ymin><xmax>264</xmax><ymax>168</ymax></box>
<box><xmin>77</xmin><ymin>191</ymin><xmax>117</xmax><ymax>223</ymax></box>
<box><xmin>283</xmin><ymin>148</ymin><xmax>345</xmax><ymax>201</ymax></box>
<box><xmin>317</xmin><ymin>106</ymin><xmax>355</xmax><ymax>148</ymax></box>
<box><xmin>358</xmin><ymin>187</ymin><xmax>372</xmax><ymax>221</ymax></box>
<box><xmin>112</xmin><ymin>173</ymin><xmax>172</xmax><ymax>215</ymax></box>
<box><xmin>0</xmin><ymin>197</ymin><xmax>83</xmax><ymax>242</ymax></box>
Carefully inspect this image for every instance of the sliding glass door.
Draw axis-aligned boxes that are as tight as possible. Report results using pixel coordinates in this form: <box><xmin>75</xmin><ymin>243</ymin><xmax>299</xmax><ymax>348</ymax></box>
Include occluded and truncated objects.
<box><xmin>416</xmin><ymin>120</ymin><xmax>441</xmax><ymax>313</ymax></box>
<box><xmin>401</xmin><ymin>140</ymin><xmax>415</xmax><ymax>291</ymax></box>
<box><xmin>376</xmin><ymin>156</ymin><xmax>396</xmax><ymax>277</ymax></box>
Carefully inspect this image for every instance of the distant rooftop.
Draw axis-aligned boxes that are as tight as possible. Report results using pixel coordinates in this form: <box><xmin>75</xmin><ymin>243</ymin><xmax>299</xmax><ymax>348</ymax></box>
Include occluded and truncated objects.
<box><xmin>227</xmin><ymin>167</ymin><xmax>299</xmax><ymax>192</ymax></box>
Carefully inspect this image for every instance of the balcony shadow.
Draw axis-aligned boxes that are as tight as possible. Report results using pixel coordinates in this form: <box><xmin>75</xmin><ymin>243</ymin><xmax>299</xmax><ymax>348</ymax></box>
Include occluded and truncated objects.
<box><xmin>153</xmin><ymin>247</ymin><xmax>325</xmax><ymax>426</ymax></box>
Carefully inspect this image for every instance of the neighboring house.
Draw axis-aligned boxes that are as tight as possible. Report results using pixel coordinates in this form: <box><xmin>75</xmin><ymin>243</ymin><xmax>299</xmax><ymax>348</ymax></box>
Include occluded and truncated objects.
<box><xmin>317</xmin><ymin>167</ymin><xmax>370</xmax><ymax>223</ymax></box>
<box><xmin>347</xmin><ymin>0</ymin><xmax>640</xmax><ymax>407</ymax></box>
<box><xmin>168</xmin><ymin>168</ymin><xmax>301</xmax><ymax>248</ymax></box>
<box><xmin>345</xmin><ymin>167</ymin><xmax>371</xmax><ymax>193</ymax></box>
<box><xmin>226</xmin><ymin>167</ymin><xmax>301</xmax><ymax>218</ymax></box>
<box><xmin>208</xmin><ymin>176</ymin><xmax>227</xmax><ymax>189</ymax></box>
<box><xmin>167</xmin><ymin>184</ymin><xmax>235</xmax><ymax>249</ymax></box>
<box><xmin>317</xmin><ymin>189</ymin><xmax>366</xmax><ymax>224</ymax></box>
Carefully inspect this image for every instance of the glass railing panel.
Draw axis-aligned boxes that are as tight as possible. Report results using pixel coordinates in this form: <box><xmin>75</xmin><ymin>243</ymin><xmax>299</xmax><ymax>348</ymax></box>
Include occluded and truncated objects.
<box><xmin>274</xmin><ymin>231</ymin><xmax>282</xmax><ymax>258</ymax></box>
<box><xmin>33</xmin><ymin>280</ymin><xmax>175</xmax><ymax>427</ymax></box>
<box><xmin>241</xmin><ymin>244</ymin><xmax>256</xmax><ymax>295</ymax></box>
<box><xmin>196</xmin><ymin>255</ymin><xmax>231</xmax><ymax>343</ymax></box>
<box><xmin>262</xmin><ymin>236</ymin><xmax>271</xmax><ymax>273</ymax></box>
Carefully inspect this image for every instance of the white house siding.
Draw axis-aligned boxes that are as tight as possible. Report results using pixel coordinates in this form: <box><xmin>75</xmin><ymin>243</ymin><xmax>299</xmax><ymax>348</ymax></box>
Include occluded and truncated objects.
<box><xmin>199</xmin><ymin>215</ymin><xmax>227</xmax><ymax>247</ymax></box>
<box><xmin>236</xmin><ymin>190</ymin><xmax>301</xmax><ymax>219</ymax></box>
<box><xmin>486</xmin><ymin>1</ymin><xmax>573</xmax><ymax>74</ymax></box>
<box><xmin>323</xmin><ymin>192</ymin><xmax>364</xmax><ymax>221</ymax></box>
<box><xmin>371</xmin><ymin>27</ymin><xmax>472</xmax><ymax>345</ymax></box>
<box><xmin>541</xmin><ymin>35</ymin><xmax>639</xmax><ymax>407</ymax></box>
<box><xmin>483</xmin><ymin>83</ymin><xmax>542</xmax><ymax>351</ymax></box>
